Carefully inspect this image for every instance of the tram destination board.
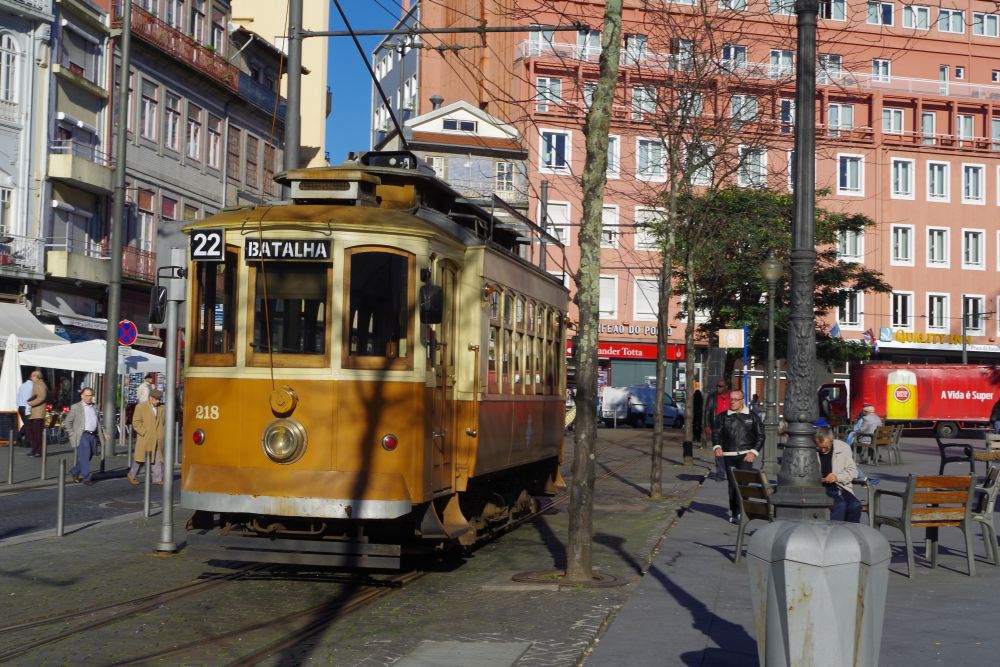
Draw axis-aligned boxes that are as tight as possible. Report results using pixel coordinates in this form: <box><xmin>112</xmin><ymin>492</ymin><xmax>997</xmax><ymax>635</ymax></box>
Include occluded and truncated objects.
<box><xmin>245</xmin><ymin>238</ymin><xmax>331</xmax><ymax>261</ymax></box>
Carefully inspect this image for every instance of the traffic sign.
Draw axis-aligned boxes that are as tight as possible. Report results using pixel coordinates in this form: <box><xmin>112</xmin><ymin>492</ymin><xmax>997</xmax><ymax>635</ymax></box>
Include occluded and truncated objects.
<box><xmin>118</xmin><ymin>319</ymin><xmax>138</xmax><ymax>346</ymax></box>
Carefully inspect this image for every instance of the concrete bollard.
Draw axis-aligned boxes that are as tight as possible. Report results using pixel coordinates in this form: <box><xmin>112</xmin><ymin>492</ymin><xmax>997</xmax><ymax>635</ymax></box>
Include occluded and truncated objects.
<box><xmin>56</xmin><ymin>459</ymin><xmax>66</xmax><ymax>537</ymax></box>
<box><xmin>40</xmin><ymin>429</ymin><xmax>47</xmax><ymax>480</ymax></box>
<box><xmin>7</xmin><ymin>429</ymin><xmax>13</xmax><ymax>486</ymax></box>
<box><xmin>143</xmin><ymin>455</ymin><xmax>151</xmax><ymax>518</ymax></box>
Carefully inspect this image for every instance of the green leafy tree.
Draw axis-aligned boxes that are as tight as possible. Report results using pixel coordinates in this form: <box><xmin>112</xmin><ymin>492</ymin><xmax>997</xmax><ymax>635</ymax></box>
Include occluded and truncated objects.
<box><xmin>673</xmin><ymin>187</ymin><xmax>892</xmax><ymax>369</ymax></box>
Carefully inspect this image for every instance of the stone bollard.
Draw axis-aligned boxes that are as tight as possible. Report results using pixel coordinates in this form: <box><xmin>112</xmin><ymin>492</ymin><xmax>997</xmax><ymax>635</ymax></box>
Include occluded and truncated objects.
<box><xmin>747</xmin><ymin>520</ymin><xmax>890</xmax><ymax>667</ymax></box>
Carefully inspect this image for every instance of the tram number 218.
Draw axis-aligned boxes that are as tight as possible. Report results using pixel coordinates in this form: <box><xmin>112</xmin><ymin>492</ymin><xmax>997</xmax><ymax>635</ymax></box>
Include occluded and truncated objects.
<box><xmin>194</xmin><ymin>405</ymin><xmax>220</xmax><ymax>420</ymax></box>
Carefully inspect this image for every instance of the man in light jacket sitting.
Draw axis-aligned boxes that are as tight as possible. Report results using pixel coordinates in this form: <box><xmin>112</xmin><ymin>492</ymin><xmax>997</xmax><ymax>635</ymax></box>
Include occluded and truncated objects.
<box><xmin>814</xmin><ymin>426</ymin><xmax>861</xmax><ymax>523</ymax></box>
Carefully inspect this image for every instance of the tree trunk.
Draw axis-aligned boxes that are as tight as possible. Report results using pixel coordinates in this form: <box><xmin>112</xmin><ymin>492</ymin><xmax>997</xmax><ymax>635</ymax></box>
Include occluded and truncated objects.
<box><xmin>566</xmin><ymin>0</ymin><xmax>622</xmax><ymax>583</ymax></box>
<box><xmin>651</xmin><ymin>175</ymin><xmax>679</xmax><ymax>498</ymax></box>
<box><xmin>683</xmin><ymin>251</ymin><xmax>697</xmax><ymax>463</ymax></box>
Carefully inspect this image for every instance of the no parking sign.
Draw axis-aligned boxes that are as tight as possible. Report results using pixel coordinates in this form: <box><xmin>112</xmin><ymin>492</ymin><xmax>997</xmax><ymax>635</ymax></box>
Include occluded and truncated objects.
<box><xmin>118</xmin><ymin>320</ymin><xmax>138</xmax><ymax>346</ymax></box>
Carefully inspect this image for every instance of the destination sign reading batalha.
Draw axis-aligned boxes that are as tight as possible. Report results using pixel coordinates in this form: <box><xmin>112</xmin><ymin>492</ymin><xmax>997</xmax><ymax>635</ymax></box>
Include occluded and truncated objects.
<box><xmin>245</xmin><ymin>239</ymin><xmax>331</xmax><ymax>260</ymax></box>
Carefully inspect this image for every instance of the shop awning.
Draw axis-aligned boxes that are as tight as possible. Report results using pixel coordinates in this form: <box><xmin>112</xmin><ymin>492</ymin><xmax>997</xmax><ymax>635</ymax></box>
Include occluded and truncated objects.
<box><xmin>0</xmin><ymin>303</ymin><xmax>66</xmax><ymax>351</ymax></box>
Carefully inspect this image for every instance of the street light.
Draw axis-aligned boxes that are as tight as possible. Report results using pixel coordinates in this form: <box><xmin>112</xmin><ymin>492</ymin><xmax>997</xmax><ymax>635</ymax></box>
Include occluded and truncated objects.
<box><xmin>759</xmin><ymin>253</ymin><xmax>782</xmax><ymax>481</ymax></box>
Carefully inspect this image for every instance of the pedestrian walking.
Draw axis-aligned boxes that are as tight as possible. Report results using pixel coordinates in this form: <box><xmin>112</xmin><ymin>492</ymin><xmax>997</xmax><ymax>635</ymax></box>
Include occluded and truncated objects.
<box><xmin>26</xmin><ymin>370</ymin><xmax>48</xmax><ymax>457</ymax></box>
<box><xmin>749</xmin><ymin>394</ymin><xmax>762</xmax><ymax>416</ymax></box>
<box><xmin>814</xmin><ymin>426</ymin><xmax>862</xmax><ymax>523</ymax></box>
<box><xmin>128</xmin><ymin>388</ymin><xmax>165</xmax><ymax>486</ymax></box>
<box><xmin>64</xmin><ymin>387</ymin><xmax>107</xmax><ymax>486</ymax></box>
<box><xmin>712</xmin><ymin>389</ymin><xmax>765</xmax><ymax>523</ymax></box>
<box><xmin>16</xmin><ymin>374</ymin><xmax>33</xmax><ymax>446</ymax></box>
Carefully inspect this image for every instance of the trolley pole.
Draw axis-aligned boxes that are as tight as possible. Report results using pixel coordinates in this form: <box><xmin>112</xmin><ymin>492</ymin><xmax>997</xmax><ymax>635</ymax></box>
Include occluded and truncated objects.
<box><xmin>157</xmin><ymin>248</ymin><xmax>186</xmax><ymax>554</ymax></box>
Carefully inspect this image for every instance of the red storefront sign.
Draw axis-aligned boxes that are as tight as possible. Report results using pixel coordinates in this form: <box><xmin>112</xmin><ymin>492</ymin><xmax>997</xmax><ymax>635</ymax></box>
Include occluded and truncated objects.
<box><xmin>566</xmin><ymin>340</ymin><xmax>685</xmax><ymax>361</ymax></box>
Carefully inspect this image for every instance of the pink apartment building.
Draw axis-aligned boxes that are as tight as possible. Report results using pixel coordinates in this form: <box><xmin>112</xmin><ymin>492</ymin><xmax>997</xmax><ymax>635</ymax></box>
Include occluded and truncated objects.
<box><xmin>372</xmin><ymin>1</ymin><xmax>1000</xmax><ymax>390</ymax></box>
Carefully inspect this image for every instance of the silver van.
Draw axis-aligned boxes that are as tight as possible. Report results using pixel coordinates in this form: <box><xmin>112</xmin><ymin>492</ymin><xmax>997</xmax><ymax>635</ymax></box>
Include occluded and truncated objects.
<box><xmin>601</xmin><ymin>385</ymin><xmax>684</xmax><ymax>428</ymax></box>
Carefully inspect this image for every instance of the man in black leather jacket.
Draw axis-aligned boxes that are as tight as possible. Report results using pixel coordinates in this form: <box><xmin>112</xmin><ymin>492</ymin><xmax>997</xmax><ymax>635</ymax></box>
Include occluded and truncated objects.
<box><xmin>712</xmin><ymin>388</ymin><xmax>765</xmax><ymax>523</ymax></box>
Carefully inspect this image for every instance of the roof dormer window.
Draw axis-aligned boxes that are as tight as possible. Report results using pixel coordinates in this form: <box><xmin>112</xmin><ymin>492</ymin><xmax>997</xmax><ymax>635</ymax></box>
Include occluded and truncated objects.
<box><xmin>442</xmin><ymin>119</ymin><xmax>477</xmax><ymax>133</ymax></box>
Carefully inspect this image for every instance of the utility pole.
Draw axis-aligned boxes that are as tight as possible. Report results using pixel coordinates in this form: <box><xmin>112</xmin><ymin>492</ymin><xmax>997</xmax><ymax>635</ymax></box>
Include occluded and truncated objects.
<box><xmin>102</xmin><ymin>0</ymin><xmax>132</xmax><ymax>469</ymax></box>
<box><xmin>283</xmin><ymin>0</ymin><xmax>303</xmax><ymax>172</ymax></box>
<box><xmin>157</xmin><ymin>248</ymin><xmax>186</xmax><ymax>554</ymax></box>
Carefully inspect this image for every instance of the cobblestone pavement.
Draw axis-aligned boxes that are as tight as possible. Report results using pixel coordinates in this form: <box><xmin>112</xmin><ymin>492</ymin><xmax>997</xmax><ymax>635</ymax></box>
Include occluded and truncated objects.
<box><xmin>0</xmin><ymin>426</ymin><xmax>710</xmax><ymax>666</ymax></box>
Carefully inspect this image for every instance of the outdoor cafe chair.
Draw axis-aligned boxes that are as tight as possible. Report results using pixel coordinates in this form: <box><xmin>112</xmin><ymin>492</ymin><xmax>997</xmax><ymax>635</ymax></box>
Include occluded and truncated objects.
<box><xmin>729</xmin><ymin>468</ymin><xmax>775</xmax><ymax>563</ymax></box>
<box><xmin>971</xmin><ymin>466</ymin><xmax>1000</xmax><ymax>566</ymax></box>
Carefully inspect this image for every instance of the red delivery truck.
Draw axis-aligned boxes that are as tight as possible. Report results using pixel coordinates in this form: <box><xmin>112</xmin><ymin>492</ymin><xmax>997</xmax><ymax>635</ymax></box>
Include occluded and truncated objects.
<box><xmin>847</xmin><ymin>364</ymin><xmax>1000</xmax><ymax>438</ymax></box>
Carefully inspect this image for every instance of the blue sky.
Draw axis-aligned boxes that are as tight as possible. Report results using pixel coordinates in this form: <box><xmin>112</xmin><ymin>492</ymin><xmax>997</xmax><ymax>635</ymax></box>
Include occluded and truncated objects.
<box><xmin>324</xmin><ymin>3</ymin><xmax>399</xmax><ymax>165</ymax></box>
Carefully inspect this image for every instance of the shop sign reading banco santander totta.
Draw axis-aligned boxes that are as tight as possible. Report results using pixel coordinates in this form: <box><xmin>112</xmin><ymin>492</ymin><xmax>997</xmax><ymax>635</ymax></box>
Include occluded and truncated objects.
<box><xmin>566</xmin><ymin>340</ymin><xmax>685</xmax><ymax>361</ymax></box>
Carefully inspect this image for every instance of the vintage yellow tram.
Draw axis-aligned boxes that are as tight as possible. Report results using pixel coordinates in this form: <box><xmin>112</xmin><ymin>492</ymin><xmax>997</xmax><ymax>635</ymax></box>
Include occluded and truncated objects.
<box><xmin>182</xmin><ymin>152</ymin><xmax>568</xmax><ymax>568</ymax></box>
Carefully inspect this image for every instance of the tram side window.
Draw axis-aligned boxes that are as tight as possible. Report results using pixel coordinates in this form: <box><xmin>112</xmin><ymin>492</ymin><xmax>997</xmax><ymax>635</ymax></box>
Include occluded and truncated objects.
<box><xmin>344</xmin><ymin>248</ymin><xmax>413</xmax><ymax>369</ymax></box>
<box><xmin>487</xmin><ymin>326</ymin><xmax>499</xmax><ymax>393</ymax></box>
<box><xmin>252</xmin><ymin>263</ymin><xmax>328</xmax><ymax>357</ymax></box>
<box><xmin>193</xmin><ymin>248</ymin><xmax>237</xmax><ymax>363</ymax></box>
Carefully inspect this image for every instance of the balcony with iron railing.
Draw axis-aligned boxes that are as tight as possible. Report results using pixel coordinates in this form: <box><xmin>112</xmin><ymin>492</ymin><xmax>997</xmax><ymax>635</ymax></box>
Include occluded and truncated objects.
<box><xmin>122</xmin><ymin>245</ymin><xmax>155</xmax><ymax>282</ymax></box>
<box><xmin>112</xmin><ymin>3</ymin><xmax>238</xmax><ymax>92</ymax></box>
<box><xmin>48</xmin><ymin>139</ymin><xmax>114</xmax><ymax>194</ymax></box>
<box><xmin>0</xmin><ymin>234</ymin><xmax>44</xmax><ymax>277</ymax></box>
<box><xmin>446</xmin><ymin>178</ymin><xmax>529</xmax><ymax>207</ymax></box>
<box><xmin>238</xmin><ymin>72</ymin><xmax>287</xmax><ymax>120</ymax></box>
<box><xmin>518</xmin><ymin>40</ymin><xmax>1000</xmax><ymax>104</ymax></box>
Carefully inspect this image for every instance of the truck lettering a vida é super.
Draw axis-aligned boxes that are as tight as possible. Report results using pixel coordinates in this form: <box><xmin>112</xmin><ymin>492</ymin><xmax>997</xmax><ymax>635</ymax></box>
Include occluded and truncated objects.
<box><xmin>824</xmin><ymin>364</ymin><xmax>1000</xmax><ymax>438</ymax></box>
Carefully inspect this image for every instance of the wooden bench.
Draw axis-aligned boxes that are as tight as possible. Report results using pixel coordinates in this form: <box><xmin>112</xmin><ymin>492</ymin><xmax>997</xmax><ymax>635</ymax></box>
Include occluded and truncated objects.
<box><xmin>729</xmin><ymin>468</ymin><xmax>775</xmax><ymax>563</ymax></box>
<box><xmin>872</xmin><ymin>474</ymin><xmax>977</xmax><ymax>577</ymax></box>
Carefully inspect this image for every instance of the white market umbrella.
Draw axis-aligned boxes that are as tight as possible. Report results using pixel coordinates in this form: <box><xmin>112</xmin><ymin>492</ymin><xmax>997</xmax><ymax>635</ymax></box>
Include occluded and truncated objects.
<box><xmin>0</xmin><ymin>333</ymin><xmax>21</xmax><ymax>412</ymax></box>
<box><xmin>18</xmin><ymin>339</ymin><xmax>166</xmax><ymax>375</ymax></box>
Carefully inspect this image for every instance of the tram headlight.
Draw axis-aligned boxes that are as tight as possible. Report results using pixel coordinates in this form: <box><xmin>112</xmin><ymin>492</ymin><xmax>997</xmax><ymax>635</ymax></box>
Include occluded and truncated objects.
<box><xmin>261</xmin><ymin>418</ymin><xmax>307</xmax><ymax>464</ymax></box>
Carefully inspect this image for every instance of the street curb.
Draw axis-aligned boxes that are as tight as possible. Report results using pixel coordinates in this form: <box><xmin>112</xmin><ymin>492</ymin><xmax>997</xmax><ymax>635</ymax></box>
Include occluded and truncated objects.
<box><xmin>0</xmin><ymin>502</ymin><xmax>182</xmax><ymax>548</ymax></box>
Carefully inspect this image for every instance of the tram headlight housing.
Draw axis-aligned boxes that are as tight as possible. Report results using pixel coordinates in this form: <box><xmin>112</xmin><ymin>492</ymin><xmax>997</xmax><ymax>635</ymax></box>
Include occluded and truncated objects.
<box><xmin>261</xmin><ymin>418</ymin><xmax>307</xmax><ymax>464</ymax></box>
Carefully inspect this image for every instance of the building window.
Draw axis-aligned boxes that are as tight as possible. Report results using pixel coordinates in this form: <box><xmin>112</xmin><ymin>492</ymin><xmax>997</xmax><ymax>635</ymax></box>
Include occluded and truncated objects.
<box><xmin>957</xmin><ymin>114</ymin><xmax>974</xmax><ymax>144</ymax></box>
<box><xmin>425</xmin><ymin>155</ymin><xmax>444</xmax><ymax>178</ymax></box>
<box><xmin>927</xmin><ymin>161</ymin><xmax>949</xmax><ymax>201</ymax></box>
<box><xmin>637</xmin><ymin>138</ymin><xmax>666</xmax><ymax>181</ymax></box>
<box><xmin>838</xmin><ymin>155</ymin><xmax>863</xmax><ymax>195</ymax></box>
<box><xmin>721</xmin><ymin>44</ymin><xmax>747</xmax><ymax>71</ymax></box>
<box><xmin>634</xmin><ymin>277</ymin><xmax>659</xmax><ymax>320</ymax></box>
<box><xmin>927</xmin><ymin>293</ymin><xmax>948</xmax><ymax>330</ymax></box>
<box><xmin>992</xmin><ymin>119</ymin><xmax>1000</xmax><ymax>150</ymax></box>
<box><xmin>140</xmin><ymin>80</ymin><xmax>158</xmax><ymax>141</ymax></box>
<box><xmin>634</xmin><ymin>208</ymin><xmax>664</xmax><ymax>251</ymax></box>
<box><xmin>226</xmin><ymin>127</ymin><xmax>241</xmax><ymax>180</ymax></box>
<box><xmin>974</xmin><ymin>12</ymin><xmax>1000</xmax><ymax>37</ymax></box>
<box><xmin>607</xmin><ymin>135</ymin><xmax>620</xmax><ymax>178</ymax></box>
<box><xmin>962</xmin><ymin>295</ymin><xmax>985</xmax><ymax>333</ymax></box>
<box><xmin>623</xmin><ymin>34</ymin><xmax>648</xmax><ymax>65</ymax></box>
<box><xmin>882</xmin><ymin>108</ymin><xmax>903</xmax><ymax>133</ymax></box>
<box><xmin>730</xmin><ymin>95</ymin><xmax>758</xmax><ymax>122</ymax></box>
<box><xmin>828</xmin><ymin>103</ymin><xmax>854</xmax><ymax>137</ymax></box>
<box><xmin>818</xmin><ymin>54</ymin><xmax>842</xmax><ymax>84</ymax></box>
<box><xmin>542</xmin><ymin>201</ymin><xmax>570</xmax><ymax>245</ymax></box>
<box><xmin>581</xmin><ymin>82</ymin><xmax>596</xmax><ymax>110</ymax></box>
<box><xmin>688</xmin><ymin>142</ymin><xmax>714</xmax><ymax>186</ymax></box>
<box><xmin>779</xmin><ymin>98</ymin><xmax>795</xmax><ymax>133</ymax></box>
<box><xmin>189</xmin><ymin>0</ymin><xmax>205</xmax><ymax>42</ymax></box>
<box><xmin>892</xmin><ymin>292</ymin><xmax>913</xmax><ymax>329</ymax></box>
<box><xmin>939</xmin><ymin>8</ymin><xmax>964</xmax><ymax>33</ymax></box>
<box><xmin>921</xmin><ymin>111</ymin><xmax>936</xmax><ymax>144</ymax></box>
<box><xmin>186</xmin><ymin>103</ymin><xmax>202</xmax><ymax>160</ymax></box>
<box><xmin>962</xmin><ymin>165</ymin><xmax>985</xmax><ymax>204</ymax></box>
<box><xmin>819</xmin><ymin>0</ymin><xmax>846</xmax><ymax>20</ymax></box>
<box><xmin>769</xmin><ymin>0</ymin><xmax>795</xmax><ymax>16</ymax></box>
<box><xmin>165</xmin><ymin>93</ymin><xmax>181</xmax><ymax>151</ymax></box>
<box><xmin>207</xmin><ymin>115</ymin><xmax>222</xmax><ymax>169</ymax></box>
<box><xmin>838</xmin><ymin>229</ymin><xmax>863</xmax><ymax>261</ymax></box>
<box><xmin>601</xmin><ymin>205</ymin><xmax>619</xmax><ymax>248</ymax></box>
<box><xmin>769</xmin><ymin>49</ymin><xmax>793</xmax><ymax>78</ymax></box>
<box><xmin>738</xmin><ymin>147</ymin><xmax>767</xmax><ymax>187</ymax></box>
<box><xmin>211</xmin><ymin>15</ymin><xmax>225</xmax><ymax>51</ymax></box>
<box><xmin>720</xmin><ymin>0</ymin><xmax>748</xmax><ymax>8</ymax></box>
<box><xmin>540</xmin><ymin>130</ymin><xmax>570</xmax><ymax>172</ymax></box>
<box><xmin>631</xmin><ymin>86</ymin><xmax>656</xmax><ymax>120</ymax></box>
<box><xmin>867</xmin><ymin>1</ymin><xmax>894</xmax><ymax>25</ymax></box>
<box><xmin>0</xmin><ymin>186</ymin><xmax>11</xmax><ymax>232</ymax></box>
<box><xmin>891</xmin><ymin>158</ymin><xmax>914</xmax><ymax>199</ymax></box>
<box><xmin>838</xmin><ymin>290</ymin><xmax>862</xmax><ymax>328</ymax></box>
<box><xmin>963</xmin><ymin>229</ymin><xmax>985</xmax><ymax>267</ymax></box>
<box><xmin>161</xmin><ymin>196</ymin><xmax>177</xmax><ymax>223</ymax></box>
<box><xmin>927</xmin><ymin>227</ymin><xmax>949</xmax><ymax>266</ymax></box>
<box><xmin>577</xmin><ymin>29</ymin><xmax>601</xmax><ymax>60</ymax></box>
<box><xmin>599</xmin><ymin>276</ymin><xmax>617</xmax><ymax>318</ymax></box>
<box><xmin>872</xmin><ymin>59</ymin><xmax>891</xmax><ymax>82</ymax></box>
<box><xmin>527</xmin><ymin>25</ymin><xmax>555</xmax><ymax>56</ymax></box>
<box><xmin>58</xmin><ymin>25</ymin><xmax>101</xmax><ymax>83</ymax></box>
<box><xmin>0</xmin><ymin>34</ymin><xmax>17</xmax><ymax>103</ymax></box>
<box><xmin>891</xmin><ymin>225</ymin><xmax>914</xmax><ymax>264</ymax></box>
<box><xmin>263</xmin><ymin>143</ymin><xmax>278</xmax><ymax>196</ymax></box>
<box><xmin>902</xmin><ymin>4</ymin><xmax>930</xmax><ymax>29</ymax></box>
<box><xmin>787</xmin><ymin>150</ymin><xmax>796</xmax><ymax>191</ymax></box>
<box><xmin>495</xmin><ymin>161</ymin><xmax>515</xmax><ymax>192</ymax></box>
<box><xmin>679</xmin><ymin>92</ymin><xmax>702</xmax><ymax>118</ymax></box>
<box><xmin>442</xmin><ymin>118</ymin><xmax>477</xmax><ymax>132</ymax></box>
<box><xmin>245</xmin><ymin>135</ymin><xmax>259</xmax><ymax>190</ymax></box>
<box><xmin>536</xmin><ymin>77</ymin><xmax>563</xmax><ymax>112</ymax></box>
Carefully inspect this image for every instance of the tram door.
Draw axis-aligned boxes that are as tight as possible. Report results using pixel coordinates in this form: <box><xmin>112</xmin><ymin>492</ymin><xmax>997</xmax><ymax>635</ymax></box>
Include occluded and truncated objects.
<box><xmin>431</xmin><ymin>263</ymin><xmax>458</xmax><ymax>492</ymax></box>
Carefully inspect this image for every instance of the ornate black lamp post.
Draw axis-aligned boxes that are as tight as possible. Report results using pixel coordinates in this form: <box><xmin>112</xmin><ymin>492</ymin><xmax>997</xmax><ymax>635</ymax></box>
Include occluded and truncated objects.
<box><xmin>759</xmin><ymin>253</ymin><xmax>782</xmax><ymax>481</ymax></box>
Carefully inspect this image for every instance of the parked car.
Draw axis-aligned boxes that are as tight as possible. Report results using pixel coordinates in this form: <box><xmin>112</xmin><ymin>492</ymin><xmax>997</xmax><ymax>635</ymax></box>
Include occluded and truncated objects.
<box><xmin>601</xmin><ymin>385</ymin><xmax>684</xmax><ymax>428</ymax></box>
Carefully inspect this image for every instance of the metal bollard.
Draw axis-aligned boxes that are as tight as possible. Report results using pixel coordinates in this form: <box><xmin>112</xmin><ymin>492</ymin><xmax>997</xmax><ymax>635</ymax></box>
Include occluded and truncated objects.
<box><xmin>175</xmin><ymin>427</ymin><xmax>182</xmax><ymax>468</ymax></box>
<box><xmin>7</xmin><ymin>429</ymin><xmax>13</xmax><ymax>486</ymax></box>
<box><xmin>143</xmin><ymin>455</ymin><xmax>151</xmax><ymax>518</ymax></box>
<box><xmin>127</xmin><ymin>427</ymin><xmax>133</xmax><ymax>468</ymax></box>
<box><xmin>57</xmin><ymin>459</ymin><xmax>66</xmax><ymax>537</ymax></box>
<box><xmin>40</xmin><ymin>429</ymin><xmax>47</xmax><ymax>480</ymax></box>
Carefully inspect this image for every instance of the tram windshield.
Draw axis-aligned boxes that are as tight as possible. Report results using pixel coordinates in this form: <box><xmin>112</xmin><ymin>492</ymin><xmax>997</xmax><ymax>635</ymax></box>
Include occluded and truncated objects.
<box><xmin>252</xmin><ymin>263</ymin><xmax>328</xmax><ymax>355</ymax></box>
<box><xmin>193</xmin><ymin>249</ymin><xmax>237</xmax><ymax>360</ymax></box>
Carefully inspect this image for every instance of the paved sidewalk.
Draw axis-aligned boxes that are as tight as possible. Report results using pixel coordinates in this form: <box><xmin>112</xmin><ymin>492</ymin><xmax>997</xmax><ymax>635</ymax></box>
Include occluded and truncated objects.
<box><xmin>587</xmin><ymin>437</ymin><xmax>1000</xmax><ymax>666</ymax></box>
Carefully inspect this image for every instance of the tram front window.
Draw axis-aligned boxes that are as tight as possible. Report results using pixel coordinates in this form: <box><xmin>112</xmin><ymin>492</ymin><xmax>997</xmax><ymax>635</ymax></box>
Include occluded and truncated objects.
<box><xmin>252</xmin><ymin>263</ymin><xmax>328</xmax><ymax>355</ymax></box>
<box><xmin>345</xmin><ymin>249</ymin><xmax>412</xmax><ymax>367</ymax></box>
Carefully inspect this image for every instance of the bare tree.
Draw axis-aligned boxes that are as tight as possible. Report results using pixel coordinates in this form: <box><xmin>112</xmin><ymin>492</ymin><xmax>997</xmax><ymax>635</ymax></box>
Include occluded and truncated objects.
<box><xmin>566</xmin><ymin>0</ymin><xmax>623</xmax><ymax>583</ymax></box>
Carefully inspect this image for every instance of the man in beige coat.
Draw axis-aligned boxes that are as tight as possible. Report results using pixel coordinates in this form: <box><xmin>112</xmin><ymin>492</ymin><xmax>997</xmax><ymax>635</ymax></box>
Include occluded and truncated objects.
<box><xmin>26</xmin><ymin>370</ymin><xmax>48</xmax><ymax>457</ymax></box>
<box><xmin>128</xmin><ymin>388</ymin><xmax>165</xmax><ymax>485</ymax></box>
